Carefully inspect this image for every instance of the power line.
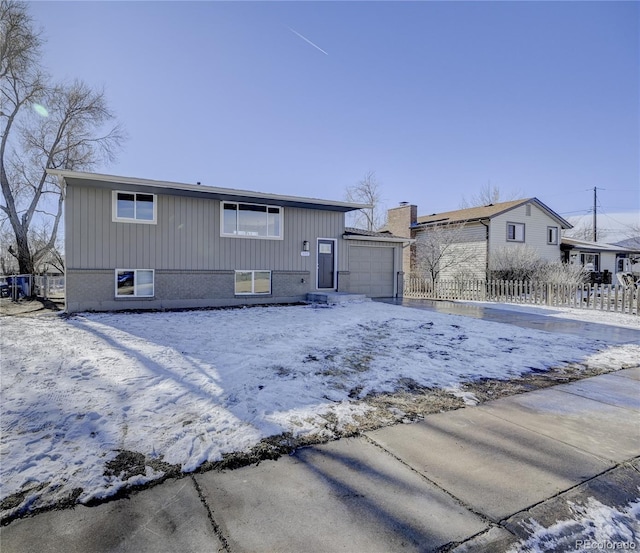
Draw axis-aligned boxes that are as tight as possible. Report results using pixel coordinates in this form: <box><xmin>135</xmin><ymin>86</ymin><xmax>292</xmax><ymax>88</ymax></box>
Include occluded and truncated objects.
<box><xmin>558</xmin><ymin>209</ymin><xmax>592</xmax><ymax>215</ymax></box>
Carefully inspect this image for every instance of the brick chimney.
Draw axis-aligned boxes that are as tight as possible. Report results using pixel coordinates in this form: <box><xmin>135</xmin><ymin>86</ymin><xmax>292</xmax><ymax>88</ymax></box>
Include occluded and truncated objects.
<box><xmin>387</xmin><ymin>202</ymin><xmax>417</xmax><ymax>276</ymax></box>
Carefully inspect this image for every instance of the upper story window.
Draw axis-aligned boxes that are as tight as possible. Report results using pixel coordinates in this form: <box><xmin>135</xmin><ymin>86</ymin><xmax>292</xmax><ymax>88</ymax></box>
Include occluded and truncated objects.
<box><xmin>113</xmin><ymin>191</ymin><xmax>157</xmax><ymax>223</ymax></box>
<box><xmin>221</xmin><ymin>202</ymin><xmax>283</xmax><ymax>239</ymax></box>
<box><xmin>506</xmin><ymin>222</ymin><xmax>525</xmax><ymax>242</ymax></box>
<box><xmin>547</xmin><ymin>226</ymin><xmax>558</xmax><ymax>245</ymax></box>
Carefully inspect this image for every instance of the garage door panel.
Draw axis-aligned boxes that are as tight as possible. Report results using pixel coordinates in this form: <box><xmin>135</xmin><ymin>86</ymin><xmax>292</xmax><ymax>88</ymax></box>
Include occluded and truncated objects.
<box><xmin>349</xmin><ymin>246</ymin><xmax>395</xmax><ymax>298</ymax></box>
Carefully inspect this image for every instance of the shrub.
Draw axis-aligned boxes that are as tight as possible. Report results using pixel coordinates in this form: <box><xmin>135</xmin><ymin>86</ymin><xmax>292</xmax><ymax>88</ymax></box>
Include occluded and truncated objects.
<box><xmin>489</xmin><ymin>245</ymin><xmax>588</xmax><ymax>284</ymax></box>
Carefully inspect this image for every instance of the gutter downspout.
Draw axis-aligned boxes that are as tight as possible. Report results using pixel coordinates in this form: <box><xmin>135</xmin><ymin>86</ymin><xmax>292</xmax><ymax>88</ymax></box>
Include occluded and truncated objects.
<box><xmin>55</xmin><ymin>174</ymin><xmax>69</xmax><ymax>314</ymax></box>
<box><xmin>398</xmin><ymin>238</ymin><xmax>415</xmax><ymax>298</ymax></box>
<box><xmin>479</xmin><ymin>219</ymin><xmax>490</xmax><ymax>280</ymax></box>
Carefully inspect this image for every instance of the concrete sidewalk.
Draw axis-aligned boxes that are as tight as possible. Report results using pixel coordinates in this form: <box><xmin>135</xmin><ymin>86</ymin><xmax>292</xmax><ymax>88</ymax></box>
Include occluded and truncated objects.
<box><xmin>2</xmin><ymin>368</ymin><xmax>639</xmax><ymax>553</ymax></box>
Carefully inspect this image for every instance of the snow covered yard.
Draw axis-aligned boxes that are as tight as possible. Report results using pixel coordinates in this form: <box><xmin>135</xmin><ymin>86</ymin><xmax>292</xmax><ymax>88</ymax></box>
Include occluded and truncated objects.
<box><xmin>1</xmin><ymin>301</ymin><xmax>638</xmax><ymax>522</ymax></box>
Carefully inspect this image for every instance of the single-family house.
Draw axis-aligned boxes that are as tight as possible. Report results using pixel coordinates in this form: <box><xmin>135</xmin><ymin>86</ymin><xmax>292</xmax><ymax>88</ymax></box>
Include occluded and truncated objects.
<box><xmin>49</xmin><ymin>170</ymin><xmax>409</xmax><ymax>312</ymax></box>
<box><xmin>561</xmin><ymin>237</ymin><xmax>640</xmax><ymax>283</ymax></box>
<box><xmin>386</xmin><ymin>198</ymin><xmax>572</xmax><ymax>280</ymax></box>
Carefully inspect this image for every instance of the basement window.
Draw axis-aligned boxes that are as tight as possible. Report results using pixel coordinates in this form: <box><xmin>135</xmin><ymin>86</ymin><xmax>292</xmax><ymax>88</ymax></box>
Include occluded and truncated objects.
<box><xmin>115</xmin><ymin>269</ymin><xmax>154</xmax><ymax>297</ymax></box>
<box><xmin>235</xmin><ymin>270</ymin><xmax>271</xmax><ymax>295</ymax></box>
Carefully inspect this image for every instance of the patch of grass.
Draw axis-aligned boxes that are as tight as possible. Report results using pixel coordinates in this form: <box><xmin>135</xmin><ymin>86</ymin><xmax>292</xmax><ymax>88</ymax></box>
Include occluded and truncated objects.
<box><xmin>344</xmin><ymin>352</ymin><xmax>373</xmax><ymax>372</ymax></box>
<box><xmin>0</xmin><ymin>482</ymin><xmax>49</xmax><ymax>512</ymax></box>
<box><xmin>103</xmin><ymin>450</ymin><xmax>180</xmax><ymax>481</ymax></box>
<box><xmin>461</xmin><ymin>362</ymin><xmax>622</xmax><ymax>402</ymax></box>
<box><xmin>360</xmin><ymin>386</ymin><xmax>465</xmax><ymax>428</ymax></box>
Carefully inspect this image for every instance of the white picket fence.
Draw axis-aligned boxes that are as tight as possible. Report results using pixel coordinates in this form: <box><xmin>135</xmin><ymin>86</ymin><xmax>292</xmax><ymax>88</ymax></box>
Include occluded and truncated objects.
<box><xmin>404</xmin><ymin>277</ymin><xmax>640</xmax><ymax>316</ymax></box>
<box><xmin>33</xmin><ymin>275</ymin><xmax>65</xmax><ymax>299</ymax></box>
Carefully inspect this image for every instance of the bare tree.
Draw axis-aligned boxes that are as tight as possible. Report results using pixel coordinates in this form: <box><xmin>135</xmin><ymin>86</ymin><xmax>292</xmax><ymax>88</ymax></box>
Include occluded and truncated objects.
<box><xmin>414</xmin><ymin>222</ymin><xmax>481</xmax><ymax>282</ymax></box>
<box><xmin>459</xmin><ymin>181</ymin><xmax>525</xmax><ymax>209</ymax></box>
<box><xmin>345</xmin><ymin>171</ymin><xmax>386</xmax><ymax>231</ymax></box>
<box><xmin>1</xmin><ymin>0</ymin><xmax>124</xmax><ymax>275</ymax></box>
<box><xmin>562</xmin><ymin>217</ymin><xmax>608</xmax><ymax>242</ymax></box>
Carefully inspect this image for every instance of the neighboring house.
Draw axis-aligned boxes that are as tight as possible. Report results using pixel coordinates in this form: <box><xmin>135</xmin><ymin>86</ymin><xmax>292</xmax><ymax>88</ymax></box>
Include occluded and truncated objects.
<box><xmin>614</xmin><ymin>237</ymin><xmax>640</xmax><ymax>251</ymax></box>
<box><xmin>49</xmin><ymin>170</ymin><xmax>408</xmax><ymax>312</ymax></box>
<box><xmin>561</xmin><ymin>237</ymin><xmax>640</xmax><ymax>281</ymax></box>
<box><xmin>386</xmin><ymin>198</ymin><xmax>572</xmax><ymax>280</ymax></box>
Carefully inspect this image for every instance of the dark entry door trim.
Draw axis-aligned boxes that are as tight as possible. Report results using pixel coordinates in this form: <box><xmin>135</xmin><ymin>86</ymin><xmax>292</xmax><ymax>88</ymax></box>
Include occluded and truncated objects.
<box><xmin>317</xmin><ymin>238</ymin><xmax>336</xmax><ymax>290</ymax></box>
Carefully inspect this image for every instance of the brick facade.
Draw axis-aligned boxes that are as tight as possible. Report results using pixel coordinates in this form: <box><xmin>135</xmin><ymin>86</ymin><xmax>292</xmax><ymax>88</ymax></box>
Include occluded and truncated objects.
<box><xmin>66</xmin><ymin>269</ymin><xmax>312</xmax><ymax>312</ymax></box>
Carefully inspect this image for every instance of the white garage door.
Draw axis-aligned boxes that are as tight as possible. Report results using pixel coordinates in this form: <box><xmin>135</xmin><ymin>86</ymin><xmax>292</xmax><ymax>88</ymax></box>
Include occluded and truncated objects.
<box><xmin>350</xmin><ymin>246</ymin><xmax>395</xmax><ymax>298</ymax></box>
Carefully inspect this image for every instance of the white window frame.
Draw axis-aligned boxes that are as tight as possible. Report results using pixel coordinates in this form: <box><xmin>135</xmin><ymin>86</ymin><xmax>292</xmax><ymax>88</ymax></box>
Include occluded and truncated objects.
<box><xmin>506</xmin><ymin>222</ymin><xmax>525</xmax><ymax>242</ymax></box>
<box><xmin>220</xmin><ymin>202</ymin><xmax>284</xmax><ymax>240</ymax></box>
<box><xmin>115</xmin><ymin>269</ymin><xmax>155</xmax><ymax>298</ymax></box>
<box><xmin>580</xmin><ymin>253</ymin><xmax>600</xmax><ymax>272</ymax></box>
<box><xmin>234</xmin><ymin>270</ymin><xmax>272</xmax><ymax>295</ymax></box>
<box><xmin>112</xmin><ymin>191</ymin><xmax>157</xmax><ymax>224</ymax></box>
<box><xmin>547</xmin><ymin>226</ymin><xmax>558</xmax><ymax>245</ymax></box>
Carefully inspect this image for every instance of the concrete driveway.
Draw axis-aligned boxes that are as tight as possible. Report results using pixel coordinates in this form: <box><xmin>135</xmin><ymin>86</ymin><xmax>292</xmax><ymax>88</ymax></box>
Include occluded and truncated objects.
<box><xmin>376</xmin><ymin>298</ymin><xmax>640</xmax><ymax>344</ymax></box>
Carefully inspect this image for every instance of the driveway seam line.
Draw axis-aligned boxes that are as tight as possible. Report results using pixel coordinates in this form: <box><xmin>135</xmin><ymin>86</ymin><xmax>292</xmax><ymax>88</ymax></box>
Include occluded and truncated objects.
<box><xmin>190</xmin><ymin>475</ymin><xmax>232</xmax><ymax>553</ymax></box>
<box><xmin>494</xmin><ymin>461</ymin><xmax>636</xmax><ymax>525</ymax></box>
<box><xmin>361</xmin><ymin>433</ymin><xmax>495</xmax><ymax>525</ymax></box>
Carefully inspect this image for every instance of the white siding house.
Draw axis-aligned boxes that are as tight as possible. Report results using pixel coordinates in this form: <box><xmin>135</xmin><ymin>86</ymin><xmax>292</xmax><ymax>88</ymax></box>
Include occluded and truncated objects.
<box><xmin>561</xmin><ymin>237</ymin><xmax>640</xmax><ymax>283</ymax></box>
<box><xmin>489</xmin><ymin>202</ymin><xmax>564</xmax><ymax>264</ymax></box>
<box><xmin>387</xmin><ymin>198</ymin><xmax>572</xmax><ymax>280</ymax></box>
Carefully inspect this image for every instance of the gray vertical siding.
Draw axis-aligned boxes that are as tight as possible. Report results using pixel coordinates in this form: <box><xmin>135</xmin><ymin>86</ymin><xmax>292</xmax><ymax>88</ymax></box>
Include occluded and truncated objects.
<box><xmin>65</xmin><ymin>185</ymin><xmax>347</xmax><ymax>273</ymax></box>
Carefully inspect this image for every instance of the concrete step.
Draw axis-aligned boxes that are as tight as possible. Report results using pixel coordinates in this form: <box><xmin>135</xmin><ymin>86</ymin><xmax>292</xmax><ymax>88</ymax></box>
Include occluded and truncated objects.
<box><xmin>307</xmin><ymin>292</ymin><xmax>370</xmax><ymax>304</ymax></box>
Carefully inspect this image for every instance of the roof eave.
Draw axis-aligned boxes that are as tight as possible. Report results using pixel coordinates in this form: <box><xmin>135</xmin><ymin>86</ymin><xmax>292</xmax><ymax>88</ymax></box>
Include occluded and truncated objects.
<box><xmin>342</xmin><ymin>234</ymin><xmax>415</xmax><ymax>244</ymax></box>
<box><xmin>47</xmin><ymin>169</ymin><xmax>369</xmax><ymax>213</ymax></box>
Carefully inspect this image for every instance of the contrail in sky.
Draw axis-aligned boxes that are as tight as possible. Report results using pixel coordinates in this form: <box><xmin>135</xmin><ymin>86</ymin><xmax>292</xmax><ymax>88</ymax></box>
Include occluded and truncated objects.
<box><xmin>287</xmin><ymin>26</ymin><xmax>329</xmax><ymax>56</ymax></box>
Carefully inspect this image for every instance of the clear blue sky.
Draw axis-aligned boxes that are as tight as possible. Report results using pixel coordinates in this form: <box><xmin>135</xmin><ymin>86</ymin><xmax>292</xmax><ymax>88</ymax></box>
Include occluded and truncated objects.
<box><xmin>30</xmin><ymin>1</ymin><xmax>639</xmax><ymax>236</ymax></box>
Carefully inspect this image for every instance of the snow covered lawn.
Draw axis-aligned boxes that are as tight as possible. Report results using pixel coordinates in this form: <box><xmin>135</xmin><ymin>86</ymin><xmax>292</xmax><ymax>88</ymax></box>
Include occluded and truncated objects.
<box><xmin>1</xmin><ymin>301</ymin><xmax>638</xmax><ymax>521</ymax></box>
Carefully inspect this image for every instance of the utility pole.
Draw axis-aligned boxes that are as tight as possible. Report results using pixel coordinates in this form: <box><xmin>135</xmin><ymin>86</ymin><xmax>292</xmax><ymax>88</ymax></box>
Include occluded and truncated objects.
<box><xmin>593</xmin><ymin>186</ymin><xmax>597</xmax><ymax>242</ymax></box>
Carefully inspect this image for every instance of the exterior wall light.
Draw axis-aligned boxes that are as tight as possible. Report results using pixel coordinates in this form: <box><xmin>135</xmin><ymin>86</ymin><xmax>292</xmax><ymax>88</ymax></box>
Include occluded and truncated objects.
<box><xmin>302</xmin><ymin>240</ymin><xmax>310</xmax><ymax>252</ymax></box>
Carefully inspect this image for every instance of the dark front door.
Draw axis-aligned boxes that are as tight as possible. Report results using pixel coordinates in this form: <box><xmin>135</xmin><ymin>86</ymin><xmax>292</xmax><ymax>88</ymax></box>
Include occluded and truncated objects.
<box><xmin>318</xmin><ymin>240</ymin><xmax>335</xmax><ymax>289</ymax></box>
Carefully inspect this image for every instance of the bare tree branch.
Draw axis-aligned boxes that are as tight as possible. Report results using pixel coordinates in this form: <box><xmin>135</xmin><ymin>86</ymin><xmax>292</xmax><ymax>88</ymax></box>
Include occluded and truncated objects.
<box><xmin>459</xmin><ymin>181</ymin><xmax>525</xmax><ymax>209</ymax></box>
<box><xmin>414</xmin><ymin>221</ymin><xmax>480</xmax><ymax>282</ymax></box>
<box><xmin>1</xmin><ymin>1</ymin><xmax>125</xmax><ymax>276</ymax></box>
<box><xmin>345</xmin><ymin>171</ymin><xmax>386</xmax><ymax>231</ymax></box>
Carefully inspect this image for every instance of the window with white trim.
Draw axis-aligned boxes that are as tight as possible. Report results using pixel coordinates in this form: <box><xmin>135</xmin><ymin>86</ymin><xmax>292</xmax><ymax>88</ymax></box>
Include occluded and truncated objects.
<box><xmin>506</xmin><ymin>222</ymin><xmax>525</xmax><ymax>242</ymax></box>
<box><xmin>113</xmin><ymin>191</ymin><xmax>156</xmax><ymax>223</ymax></box>
<box><xmin>580</xmin><ymin>253</ymin><xmax>600</xmax><ymax>272</ymax></box>
<box><xmin>547</xmin><ymin>226</ymin><xmax>558</xmax><ymax>245</ymax></box>
<box><xmin>115</xmin><ymin>269</ymin><xmax>154</xmax><ymax>297</ymax></box>
<box><xmin>222</xmin><ymin>202</ymin><xmax>282</xmax><ymax>239</ymax></box>
<box><xmin>234</xmin><ymin>270</ymin><xmax>271</xmax><ymax>295</ymax></box>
